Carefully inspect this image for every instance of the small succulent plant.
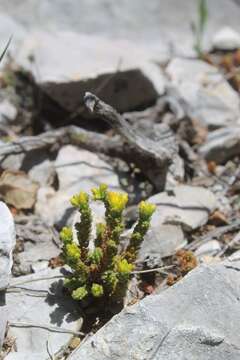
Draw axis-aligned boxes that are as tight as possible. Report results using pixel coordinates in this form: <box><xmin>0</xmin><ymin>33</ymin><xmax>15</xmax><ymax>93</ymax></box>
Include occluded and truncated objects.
<box><xmin>60</xmin><ymin>184</ymin><xmax>156</xmax><ymax>304</ymax></box>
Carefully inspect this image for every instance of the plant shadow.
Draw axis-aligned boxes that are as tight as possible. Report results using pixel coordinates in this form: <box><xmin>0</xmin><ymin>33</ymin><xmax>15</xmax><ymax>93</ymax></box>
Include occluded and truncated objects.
<box><xmin>45</xmin><ymin>268</ymin><xmax>84</xmax><ymax>327</ymax></box>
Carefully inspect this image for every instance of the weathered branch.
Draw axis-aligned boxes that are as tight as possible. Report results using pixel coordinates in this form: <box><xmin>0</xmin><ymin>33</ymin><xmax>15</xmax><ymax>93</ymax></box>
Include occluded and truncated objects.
<box><xmin>0</xmin><ymin>126</ymin><xmax>122</xmax><ymax>160</ymax></box>
<box><xmin>0</xmin><ymin>126</ymin><xmax>153</xmax><ymax>173</ymax></box>
<box><xmin>84</xmin><ymin>92</ymin><xmax>175</xmax><ymax>190</ymax></box>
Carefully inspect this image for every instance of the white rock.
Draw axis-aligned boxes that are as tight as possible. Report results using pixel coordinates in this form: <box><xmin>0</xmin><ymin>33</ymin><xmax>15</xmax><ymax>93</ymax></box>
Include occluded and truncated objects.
<box><xmin>199</xmin><ymin>127</ymin><xmax>240</xmax><ymax>163</ymax></box>
<box><xmin>148</xmin><ymin>185</ymin><xmax>218</xmax><ymax>232</ymax></box>
<box><xmin>212</xmin><ymin>27</ymin><xmax>240</xmax><ymax>50</ymax></box>
<box><xmin>138</xmin><ymin>224</ymin><xmax>186</xmax><ymax>267</ymax></box>
<box><xmin>0</xmin><ymin>100</ymin><xmax>17</xmax><ymax>124</ymax></box>
<box><xmin>0</xmin><ymin>154</ymin><xmax>25</xmax><ymax>171</ymax></box>
<box><xmin>35</xmin><ymin>146</ymin><xmax>122</xmax><ymax>226</ymax></box>
<box><xmin>28</xmin><ymin>159</ymin><xmax>56</xmax><ymax>186</ymax></box>
<box><xmin>0</xmin><ymin>293</ymin><xmax>8</xmax><ymax>350</ymax></box>
<box><xmin>55</xmin><ymin>146</ymin><xmax>120</xmax><ymax>193</ymax></box>
<box><xmin>5</xmin><ymin>353</ymin><xmax>43</xmax><ymax>360</ymax></box>
<box><xmin>0</xmin><ymin>202</ymin><xmax>15</xmax><ymax>348</ymax></box>
<box><xmin>166</xmin><ymin>58</ymin><xmax>240</xmax><ymax>128</ymax></box>
<box><xmin>0</xmin><ymin>201</ymin><xmax>15</xmax><ymax>290</ymax></box>
<box><xmin>195</xmin><ymin>240</ymin><xmax>221</xmax><ymax>258</ymax></box>
<box><xmin>5</xmin><ymin>268</ymin><xmax>83</xmax><ymax>359</ymax></box>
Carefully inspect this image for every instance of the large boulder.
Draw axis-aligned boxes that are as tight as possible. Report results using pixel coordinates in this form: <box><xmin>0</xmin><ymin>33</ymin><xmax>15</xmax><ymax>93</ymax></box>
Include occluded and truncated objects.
<box><xmin>69</xmin><ymin>259</ymin><xmax>240</xmax><ymax>360</ymax></box>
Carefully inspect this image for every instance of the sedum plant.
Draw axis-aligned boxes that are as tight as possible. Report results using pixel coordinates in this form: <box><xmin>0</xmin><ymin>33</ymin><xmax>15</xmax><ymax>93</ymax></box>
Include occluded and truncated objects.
<box><xmin>60</xmin><ymin>184</ymin><xmax>156</xmax><ymax>304</ymax></box>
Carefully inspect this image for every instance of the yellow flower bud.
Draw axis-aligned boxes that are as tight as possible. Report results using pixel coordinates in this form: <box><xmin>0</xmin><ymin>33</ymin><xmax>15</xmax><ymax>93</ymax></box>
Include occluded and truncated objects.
<box><xmin>70</xmin><ymin>191</ymin><xmax>89</xmax><ymax>208</ymax></box>
<box><xmin>139</xmin><ymin>201</ymin><xmax>156</xmax><ymax>220</ymax></box>
<box><xmin>116</xmin><ymin>258</ymin><xmax>134</xmax><ymax>273</ymax></box>
<box><xmin>60</xmin><ymin>227</ymin><xmax>73</xmax><ymax>244</ymax></box>
<box><xmin>91</xmin><ymin>183</ymin><xmax>108</xmax><ymax>200</ymax></box>
<box><xmin>66</xmin><ymin>243</ymin><xmax>81</xmax><ymax>262</ymax></box>
<box><xmin>107</xmin><ymin>191</ymin><xmax>128</xmax><ymax>212</ymax></box>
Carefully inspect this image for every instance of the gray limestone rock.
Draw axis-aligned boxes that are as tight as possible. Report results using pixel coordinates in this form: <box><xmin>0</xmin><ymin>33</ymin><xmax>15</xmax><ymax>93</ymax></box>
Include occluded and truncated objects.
<box><xmin>199</xmin><ymin>127</ymin><xmax>240</xmax><ymax>163</ymax></box>
<box><xmin>138</xmin><ymin>224</ymin><xmax>186</xmax><ymax>268</ymax></box>
<box><xmin>68</xmin><ymin>259</ymin><xmax>240</xmax><ymax>360</ymax></box>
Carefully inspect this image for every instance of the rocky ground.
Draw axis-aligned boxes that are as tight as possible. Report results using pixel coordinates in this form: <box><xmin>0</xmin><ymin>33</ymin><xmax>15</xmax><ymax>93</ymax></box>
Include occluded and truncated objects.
<box><xmin>2</xmin><ymin>1</ymin><xmax>240</xmax><ymax>359</ymax></box>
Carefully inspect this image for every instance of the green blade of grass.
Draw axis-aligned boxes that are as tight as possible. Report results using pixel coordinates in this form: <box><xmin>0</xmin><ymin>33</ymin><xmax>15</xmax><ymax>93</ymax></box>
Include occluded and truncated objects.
<box><xmin>199</xmin><ymin>0</ymin><xmax>208</xmax><ymax>34</ymax></box>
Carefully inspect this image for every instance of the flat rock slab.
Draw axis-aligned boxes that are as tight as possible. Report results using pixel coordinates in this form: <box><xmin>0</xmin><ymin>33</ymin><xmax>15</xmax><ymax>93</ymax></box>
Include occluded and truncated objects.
<box><xmin>0</xmin><ymin>201</ymin><xmax>15</xmax><ymax>290</ymax></box>
<box><xmin>5</xmin><ymin>268</ymin><xmax>83</xmax><ymax>359</ymax></box>
<box><xmin>147</xmin><ymin>185</ymin><xmax>218</xmax><ymax>232</ymax></box>
<box><xmin>166</xmin><ymin>58</ymin><xmax>240</xmax><ymax>128</ymax></box>
<box><xmin>16</xmin><ymin>31</ymin><xmax>165</xmax><ymax>114</ymax></box>
<box><xmin>199</xmin><ymin>127</ymin><xmax>240</xmax><ymax>163</ymax></box>
<box><xmin>69</xmin><ymin>259</ymin><xmax>240</xmax><ymax>360</ymax></box>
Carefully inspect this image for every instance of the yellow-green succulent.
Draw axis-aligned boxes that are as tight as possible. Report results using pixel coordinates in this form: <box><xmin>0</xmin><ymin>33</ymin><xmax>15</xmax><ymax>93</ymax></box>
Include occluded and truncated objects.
<box><xmin>91</xmin><ymin>283</ymin><xmax>104</xmax><ymax>297</ymax></box>
<box><xmin>60</xmin><ymin>184</ymin><xmax>155</xmax><ymax>304</ymax></box>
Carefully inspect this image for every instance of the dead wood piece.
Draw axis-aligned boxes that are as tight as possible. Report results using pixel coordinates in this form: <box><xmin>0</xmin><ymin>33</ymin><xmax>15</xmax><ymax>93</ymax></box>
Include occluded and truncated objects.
<box><xmin>0</xmin><ymin>126</ymin><xmax>132</xmax><ymax>178</ymax></box>
<box><xmin>0</xmin><ymin>92</ymin><xmax>179</xmax><ymax>191</ymax></box>
<box><xmin>84</xmin><ymin>92</ymin><xmax>177</xmax><ymax>190</ymax></box>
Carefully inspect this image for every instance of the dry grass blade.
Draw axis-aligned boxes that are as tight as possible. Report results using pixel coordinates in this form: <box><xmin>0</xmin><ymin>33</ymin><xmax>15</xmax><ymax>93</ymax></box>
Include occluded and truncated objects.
<box><xmin>0</xmin><ymin>36</ymin><xmax>12</xmax><ymax>64</ymax></box>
